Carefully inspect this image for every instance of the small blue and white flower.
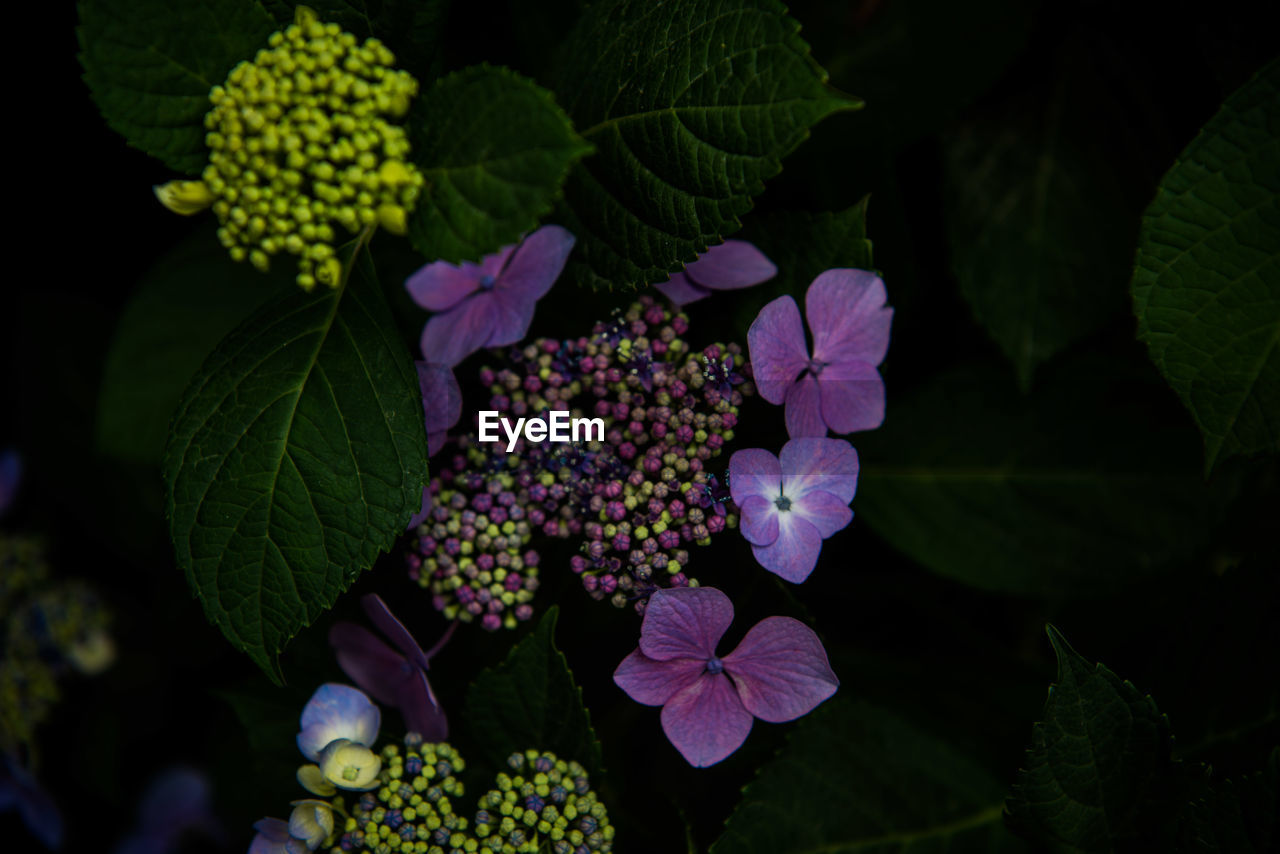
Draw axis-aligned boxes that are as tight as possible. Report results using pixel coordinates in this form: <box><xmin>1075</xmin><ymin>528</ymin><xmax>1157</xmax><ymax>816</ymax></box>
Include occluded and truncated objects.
<box><xmin>295</xmin><ymin>684</ymin><xmax>381</xmax><ymax>792</ymax></box>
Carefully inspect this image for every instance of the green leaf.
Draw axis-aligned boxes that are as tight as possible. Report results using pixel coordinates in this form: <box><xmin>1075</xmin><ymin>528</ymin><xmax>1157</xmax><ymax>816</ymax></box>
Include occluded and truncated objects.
<box><xmin>162</xmin><ymin>253</ymin><xmax>429</xmax><ymax>681</ymax></box>
<box><xmin>943</xmin><ymin>75</ymin><xmax>1138</xmax><ymax>389</ymax></box>
<box><xmin>1131</xmin><ymin>58</ymin><xmax>1280</xmax><ymax>471</ymax></box>
<box><xmin>260</xmin><ymin>0</ymin><xmax>451</xmax><ymax>84</ymax></box>
<box><xmin>1007</xmin><ymin>626</ymin><xmax>1178</xmax><ymax>852</ymax></box>
<box><xmin>78</xmin><ymin>0</ymin><xmax>276</xmax><ymax>175</ymax></box>
<box><xmin>550</xmin><ymin>0</ymin><xmax>859</xmax><ymax>290</ymax></box>
<box><xmin>855</xmin><ymin>360</ymin><xmax>1234</xmax><ymax>597</ymax></box>
<box><xmin>712</xmin><ymin>700</ymin><xmax>1025</xmax><ymax>854</ymax></box>
<box><xmin>407</xmin><ymin>65</ymin><xmax>592</xmax><ymax>264</ymax></box>
<box><xmin>818</xmin><ymin>0</ymin><xmax>1037</xmax><ymax>145</ymax></box>
<box><xmin>96</xmin><ymin>226</ymin><xmax>293</xmax><ymax>465</ymax></box>
<box><xmin>1176</xmin><ymin>750</ymin><xmax>1278</xmax><ymax>853</ymax></box>
<box><xmin>463</xmin><ymin>607</ymin><xmax>603</xmax><ymax>779</ymax></box>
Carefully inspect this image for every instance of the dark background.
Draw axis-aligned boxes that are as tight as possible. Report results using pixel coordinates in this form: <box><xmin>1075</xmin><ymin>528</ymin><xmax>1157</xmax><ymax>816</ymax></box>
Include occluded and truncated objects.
<box><xmin>4</xmin><ymin>0</ymin><xmax>1276</xmax><ymax>850</ymax></box>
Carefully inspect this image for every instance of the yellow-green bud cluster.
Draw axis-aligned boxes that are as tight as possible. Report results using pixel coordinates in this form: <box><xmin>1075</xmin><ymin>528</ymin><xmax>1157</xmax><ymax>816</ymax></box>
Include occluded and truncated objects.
<box><xmin>198</xmin><ymin>7</ymin><xmax>423</xmax><ymax>290</ymax></box>
<box><xmin>313</xmin><ymin>739</ymin><xmax>614</xmax><ymax>854</ymax></box>
<box><xmin>472</xmin><ymin>751</ymin><xmax>614</xmax><ymax>854</ymax></box>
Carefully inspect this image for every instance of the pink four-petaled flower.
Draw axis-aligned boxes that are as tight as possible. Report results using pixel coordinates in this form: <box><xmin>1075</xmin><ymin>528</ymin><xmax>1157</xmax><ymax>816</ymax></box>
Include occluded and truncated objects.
<box><xmin>613</xmin><ymin>587</ymin><xmax>838</xmax><ymax>767</ymax></box>
<box><xmin>748</xmin><ymin>269</ymin><xmax>893</xmax><ymax>438</ymax></box>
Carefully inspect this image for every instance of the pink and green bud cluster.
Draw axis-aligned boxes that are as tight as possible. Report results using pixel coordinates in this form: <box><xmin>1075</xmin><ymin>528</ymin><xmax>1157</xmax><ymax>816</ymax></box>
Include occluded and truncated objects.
<box><xmin>407</xmin><ymin>451</ymin><xmax>547</xmax><ymax>632</ymax></box>
<box><xmin>408</xmin><ymin>297</ymin><xmax>751</xmax><ymax>623</ymax></box>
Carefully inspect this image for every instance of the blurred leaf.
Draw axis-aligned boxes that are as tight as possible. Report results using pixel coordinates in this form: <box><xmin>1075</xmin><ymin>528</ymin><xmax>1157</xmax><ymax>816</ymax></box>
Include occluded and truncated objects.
<box><xmin>550</xmin><ymin>0</ymin><xmax>859</xmax><ymax>289</ymax></box>
<box><xmin>817</xmin><ymin>0</ymin><xmax>1037</xmax><ymax>144</ymax></box>
<box><xmin>855</xmin><ymin>360</ymin><xmax>1234</xmax><ymax>597</ymax></box>
<box><xmin>463</xmin><ymin>607</ymin><xmax>603</xmax><ymax>779</ymax></box>
<box><xmin>1176</xmin><ymin>750</ymin><xmax>1278</xmax><ymax>854</ymax></box>
<box><xmin>260</xmin><ymin>0</ymin><xmax>452</xmax><ymax>83</ymax></box>
<box><xmin>712</xmin><ymin>700</ymin><xmax>1025</xmax><ymax>853</ymax></box>
<box><xmin>78</xmin><ymin>0</ymin><xmax>275</xmax><ymax>175</ymax></box>
<box><xmin>943</xmin><ymin>56</ymin><xmax>1141</xmax><ymax>390</ymax></box>
<box><xmin>96</xmin><ymin>227</ymin><xmax>292</xmax><ymax>465</ymax></box>
<box><xmin>407</xmin><ymin>65</ymin><xmax>592</xmax><ymax>264</ymax></box>
<box><xmin>1132</xmin><ymin>58</ymin><xmax>1280</xmax><ymax>472</ymax></box>
<box><xmin>163</xmin><ymin>255</ymin><xmax>429</xmax><ymax>682</ymax></box>
<box><xmin>1007</xmin><ymin>626</ymin><xmax>1182</xmax><ymax>852</ymax></box>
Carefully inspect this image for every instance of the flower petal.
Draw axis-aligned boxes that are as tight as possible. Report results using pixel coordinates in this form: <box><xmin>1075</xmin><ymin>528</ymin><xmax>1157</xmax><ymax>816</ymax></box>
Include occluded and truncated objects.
<box><xmin>783</xmin><ymin>374</ymin><xmax>827</xmax><ymax>438</ymax></box>
<box><xmin>0</xmin><ymin>449</ymin><xmax>21</xmax><ymax>517</ymax></box>
<box><xmin>806</xmin><ymin>269</ymin><xmax>893</xmax><ymax>365</ymax></box>
<box><xmin>329</xmin><ymin>622</ymin><xmax>411</xmax><ymax>708</ymax></box>
<box><xmin>296</xmin><ymin>765</ymin><xmax>336</xmax><ymax>797</ymax></box>
<box><xmin>614</xmin><ymin>647</ymin><xmax>706</xmax><ymax>706</ymax></box>
<box><xmin>818</xmin><ymin>360</ymin><xmax>886</xmax><ymax>433</ymax></box>
<box><xmin>654</xmin><ymin>272</ymin><xmax>709</xmax><ymax>306</ymax></box>
<box><xmin>296</xmin><ymin>684</ymin><xmax>380</xmax><ymax>761</ymax></box>
<box><xmin>793</xmin><ymin>489</ymin><xmax>854</xmax><ymax>538</ymax></box>
<box><xmin>318</xmin><ymin>740</ymin><xmax>382</xmax><ymax>791</ymax></box>
<box><xmin>405</xmin><ymin>260</ymin><xmax>482</xmax><ymax>312</ymax></box>
<box><xmin>407</xmin><ymin>486</ymin><xmax>432</xmax><ymax>531</ymax></box>
<box><xmin>361</xmin><ymin>594</ymin><xmax>430</xmax><ymax>668</ymax></box>
<box><xmin>250</xmin><ymin>817</ymin><xmax>307</xmax><ymax>854</ymax></box>
<box><xmin>727</xmin><ymin>447</ymin><xmax>782</xmax><ymax>505</ymax></box>
<box><xmin>747</xmin><ymin>295</ymin><xmax>809</xmax><ymax>404</ymax></box>
<box><xmin>289</xmin><ymin>801</ymin><xmax>334</xmax><ymax>849</ymax></box>
<box><xmin>779</xmin><ymin>437</ymin><xmax>859</xmax><ymax>504</ymax></box>
<box><xmin>684</xmin><ymin>240</ymin><xmax>777</xmax><ymax>290</ymax></box>
<box><xmin>416</xmin><ymin>362</ymin><xmax>462</xmax><ymax>439</ymax></box>
<box><xmin>495</xmin><ymin>225</ymin><xmax>575</xmax><ymax>302</ymax></box>
<box><xmin>639</xmin><ymin>587</ymin><xmax>733</xmax><ymax>661</ymax></box>
<box><xmin>420</xmin><ymin>295</ymin><xmax>497</xmax><ymax>367</ymax></box>
<box><xmin>484</xmin><ymin>292</ymin><xmax>538</xmax><ymax>348</ymax></box>
<box><xmin>737</xmin><ymin>495</ymin><xmax>780</xmax><ymax>546</ymax></box>
<box><xmin>396</xmin><ymin>668</ymin><xmax>449</xmax><ymax>742</ymax></box>
<box><xmin>722</xmin><ymin>616</ymin><xmax>839</xmax><ymax>723</ymax></box>
<box><xmin>751</xmin><ymin>514</ymin><xmax>823</xmax><ymax>583</ymax></box>
<box><xmin>660</xmin><ymin>672</ymin><xmax>754</xmax><ymax>767</ymax></box>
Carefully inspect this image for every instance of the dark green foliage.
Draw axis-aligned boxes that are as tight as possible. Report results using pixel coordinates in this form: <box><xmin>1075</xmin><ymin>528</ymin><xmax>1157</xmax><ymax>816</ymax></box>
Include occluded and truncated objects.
<box><xmin>1132</xmin><ymin>59</ymin><xmax>1280</xmax><ymax>471</ymax></box>
<box><xmin>1007</xmin><ymin>627</ymin><xmax>1177</xmax><ymax>851</ymax></box>
<box><xmin>96</xmin><ymin>227</ymin><xmax>293</xmax><ymax>465</ymax></box>
<box><xmin>162</xmin><ymin>256</ymin><xmax>429</xmax><ymax>681</ymax></box>
<box><xmin>713</xmin><ymin>700</ymin><xmax>1026</xmax><ymax>853</ymax></box>
<box><xmin>407</xmin><ymin>65</ymin><xmax>592</xmax><ymax>263</ymax></box>
<box><xmin>854</xmin><ymin>361</ymin><xmax>1233</xmax><ymax>597</ymax></box>
<box><xmin>78</xmin><ymin>0</ymin><xmax>277</xmax><ymax>175</ymax></box>
<box><xmin>260</xmin><ymin>0</ymin><xmax>452</xmax><ymax>83</ymax></box>
<box><xmin>550</xmin><ymin>0</ymin><xmax>859</xmax><ymax>289</ymax></box>
<box><xmin>463</xmin><ymin>607</ymin><xmax>604</xmax><ymax>779</ymax></box>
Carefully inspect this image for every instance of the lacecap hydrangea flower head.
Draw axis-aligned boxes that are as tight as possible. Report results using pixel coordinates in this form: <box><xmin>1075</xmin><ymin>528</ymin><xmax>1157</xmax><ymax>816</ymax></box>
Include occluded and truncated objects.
<box><xmin>154</xmin><ymin>6</ymin><xmax>424</xmax><ymax>290</ymax></box>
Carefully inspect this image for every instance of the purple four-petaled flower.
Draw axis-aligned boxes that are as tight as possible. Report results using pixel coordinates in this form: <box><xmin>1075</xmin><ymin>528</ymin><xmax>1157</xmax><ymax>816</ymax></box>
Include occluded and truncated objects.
<box><xmin>613</xmin><ymin>587</ymin><xmax>838</xmax><ymax>767</ymax></box>
<box><xmin>748</xmin><ymin>269</ymin><xmax>892</xmax><ymax>437</ymax></box>
<box><xmin>329</xmin><ymin>594</ymin><xmax>451</xmax><ymax>742</ymax></box>
<box><xmin>654</xmin><ymin>240</ymin><xmax>777</xmax><ymax>306</ymax></box>
<box><xmin>728</xmin><ymin>438</ymin><xmax>859</xmax><ymax>583</ymax></box>
<box><xmin>407</xmin><ymin>225</ymin><xmax>575</xmax><ymax>367</ymax></box>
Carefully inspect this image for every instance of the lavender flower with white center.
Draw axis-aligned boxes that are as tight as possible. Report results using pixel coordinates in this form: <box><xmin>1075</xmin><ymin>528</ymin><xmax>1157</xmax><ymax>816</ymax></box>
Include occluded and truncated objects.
<box><xmin>728</xmin><ymin>438</ymin><xmax>859</xmax><ymax>583</ymax></box>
